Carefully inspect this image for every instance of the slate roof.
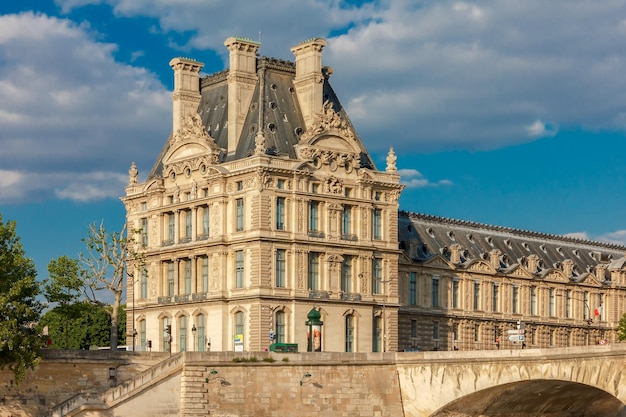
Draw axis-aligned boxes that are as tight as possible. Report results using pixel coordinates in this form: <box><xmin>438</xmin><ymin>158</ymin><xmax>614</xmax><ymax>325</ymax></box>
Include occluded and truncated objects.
<box><xmin>399</xmin><ymin>211</ymin><xmax>626</xmax><ymax>282</ymax></box>
<box><xmin>148</xmin><ymin>56</ymin><xmax>375</xmax><ymax>179</ymax></box>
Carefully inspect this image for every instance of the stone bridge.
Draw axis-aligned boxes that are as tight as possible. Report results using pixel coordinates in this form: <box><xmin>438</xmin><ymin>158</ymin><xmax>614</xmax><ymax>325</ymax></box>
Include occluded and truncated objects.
<box><xmin>3</xmin><ymin>344</ymin><xmax>626</xmax><ymax>416</ymax></box>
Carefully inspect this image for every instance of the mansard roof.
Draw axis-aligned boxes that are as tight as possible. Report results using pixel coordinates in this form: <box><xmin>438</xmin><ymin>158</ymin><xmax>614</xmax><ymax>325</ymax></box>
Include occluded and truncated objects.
<box><xmin>147</xmin><ymin>56</ymin><xmax>375</xmax><ymax>180</ymax></box>
<box><xmin>399</xmin><ymin>211</ymin><xmax>626</xmax><ymax>282</ymax></box>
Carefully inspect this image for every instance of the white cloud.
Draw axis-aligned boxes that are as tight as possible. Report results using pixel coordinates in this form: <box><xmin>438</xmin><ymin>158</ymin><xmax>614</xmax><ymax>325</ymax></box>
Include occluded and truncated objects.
<box><xmin>399</xmin><ymin>168</ymin><xmax>452</xmax><ymax>189</ymax></box>
<box><xmin>0</xmin><ymin>12</ymin><xmax>170</xmax><ymax>204</ymax></box>
<box><xmin>526</xmin><ymin>120</ymin><xmax>558</xmax><ymax>138</ymax></box>
<box><xmin>49</xmin><ymin>1</ymin><xmax>626</xmax><ymax>156</ymax></box>
<box><xmin>564</xmin><ymin>230</ymin><xmax>626</xmax><ymax>246</ymax></box>
<box><xmin>0</xmin><ymin>169</ymin><xmax>127</xmax><ymax>204</ymax></box>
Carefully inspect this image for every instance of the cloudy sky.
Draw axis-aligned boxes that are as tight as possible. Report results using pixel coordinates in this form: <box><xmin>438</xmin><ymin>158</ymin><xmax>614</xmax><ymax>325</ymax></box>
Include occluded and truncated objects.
<box><xmin>2</xmin><ymin>0</ymin><xmax>626</xmax><ymax>279</ymax></box>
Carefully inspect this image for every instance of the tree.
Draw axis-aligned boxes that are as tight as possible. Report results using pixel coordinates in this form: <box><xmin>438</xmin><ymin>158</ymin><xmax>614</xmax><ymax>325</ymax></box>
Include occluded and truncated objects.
<box><xmin>79</xmin><ymin>222</ymin><xmax>143</xmax><ymax>350</ymax></box>
<box><xmin>43</xmin><ymin>256</ymin><xmax>82</xmax><ymax>348</ymax></box>
<box><xmin>40</xmin><ymin>302</ymin><xmax>127</xmax><ymax>350</ymax></box>
<box><xmin>0</xmin><ymin>215</ymin><xmax>43</xmax><ymax>383</ymax></box>
<box><xmin>617</xmin><ymin>312</ymin><xmax>626</xmax><ymax>341</ymax></box>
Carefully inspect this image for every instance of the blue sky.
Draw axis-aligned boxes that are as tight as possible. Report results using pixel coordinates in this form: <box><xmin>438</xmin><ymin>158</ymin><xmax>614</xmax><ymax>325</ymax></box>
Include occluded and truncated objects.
<box><xmin>2</xmin><ymin>0</ymin><xmax>626</xmax><ymax>281</ymax></box>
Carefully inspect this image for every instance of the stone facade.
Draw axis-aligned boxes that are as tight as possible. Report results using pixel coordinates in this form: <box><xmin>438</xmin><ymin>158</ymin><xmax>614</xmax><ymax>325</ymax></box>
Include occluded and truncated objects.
<box><xmin>123</xmin><ymin>36</ymin><xmax>626</xmax><ymax>357</ymax></box>
<box><xmin>123</xmin><ymin>37</ymin><xmax>403</xmax><ymax>355</ymax></box>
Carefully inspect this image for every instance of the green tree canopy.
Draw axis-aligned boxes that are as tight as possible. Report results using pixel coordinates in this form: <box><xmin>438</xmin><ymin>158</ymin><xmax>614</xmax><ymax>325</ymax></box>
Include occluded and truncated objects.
<box><xmin>41</xmin><ymin>302</ymin><xmax>126</xmax><ymax>350</ymax></box>
<box><xmin>44</xmin><ymin>255</ymin><xmax>82</xmax><ymax>307</ymax></box>
<box><xmin>0</xmin><ymin>215</ymin><xmax>43</xmax><ymax>383</ymax></box>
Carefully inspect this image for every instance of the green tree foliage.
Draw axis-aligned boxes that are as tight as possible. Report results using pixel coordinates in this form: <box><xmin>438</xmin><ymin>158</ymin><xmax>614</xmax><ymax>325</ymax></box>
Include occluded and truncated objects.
<box><xmin>80</xmin><ymin>222</ymin><xmax>143</xmax><ymax>349</ymax></box>
<box><xmin>40</xmin><ymin>303</ymin><xmax>127</xmax><ymax>349</ymax></box>
<box><xmin>617</xmin><ymin>312</ymin><xmax>626</xmax><ymax>341</ymax></box>
<box><xmin>0</xmin><ymin>215</ymin><xmax>43</xmax><ymax>383</ymax></box>
<box><xmin>44</xmin><ymin>256</ymin><xmax>82</xmax><ymax>306</ymax></box>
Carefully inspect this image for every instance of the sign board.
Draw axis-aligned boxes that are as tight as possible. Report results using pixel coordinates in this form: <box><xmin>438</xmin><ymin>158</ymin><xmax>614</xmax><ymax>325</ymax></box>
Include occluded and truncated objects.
<box><xmin>234</xmin><ymin>333</ymin><xmax>244</xmax><ymax>352</ymax></box>
<box><xmin>508</xmin><ymin>335</ymin><xmax>525</xmax><ymax>342</ymax></box>
<box><xmin>507</xmin><ymin>329</ymin><xmax>525</xmax><ymax>335</ymax></box>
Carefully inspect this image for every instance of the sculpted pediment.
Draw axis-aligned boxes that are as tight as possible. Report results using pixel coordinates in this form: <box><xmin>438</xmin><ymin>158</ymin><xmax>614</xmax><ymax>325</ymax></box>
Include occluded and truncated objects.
<box><xmin>144</xmin><ymin>179</ymin><xmax>164</xmax><ymax>193</ymax></box>
<box><xmin>576</xmin><ymin>273</ymin><xmax>601</xmax><ymax>287</ymax></box>
<box><xmin>464</xmin><ymin>259</ymin><xmax>496</xmax><ymax>274</ymax></box>
<box><xmin>423</xmin><ymin>255</ymin><xmax>453</xmax><ymax>270</ymax></box>
<box><xmin>300</xmin><ymin>101</ymin><xmax>356</xmax><ymax>145</ymax></box>
<box><xmin>163</xmin><ymin>112</ymin><xmax>221</xmax><ymax>167</ymax></box>
<box><xmin>541</xmin><ymin>269</ymin><xmax>568</xmax><ymax>282</ymax></box>
<box><xmin>506</xmin><ymin>265</ymin><xmax>535</xmax><ymax>279</ymax></box>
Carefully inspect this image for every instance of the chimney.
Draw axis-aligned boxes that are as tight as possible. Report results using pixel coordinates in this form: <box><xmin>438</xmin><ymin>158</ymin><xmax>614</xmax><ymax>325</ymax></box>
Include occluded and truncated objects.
<box><xmin>224</xmin><ymin>37</ymin><xmax>260</xmax><ymax>155</ymax></box>
<box><xmin>169</xmin><ymin>57</ymin><xmax>204</xmax><ymax>135</ymax></box>
<box><xmin>290</xmin><ymin>38</ymin><xmax>327</xmax><ymax>129</ymax></box>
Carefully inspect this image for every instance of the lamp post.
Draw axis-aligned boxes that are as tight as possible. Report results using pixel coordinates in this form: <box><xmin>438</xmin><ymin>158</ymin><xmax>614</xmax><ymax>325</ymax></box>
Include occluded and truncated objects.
<box><xmin>191</xmin><ymin>324</ymin><xmax>197</xmax><ymax>351</ymax></box>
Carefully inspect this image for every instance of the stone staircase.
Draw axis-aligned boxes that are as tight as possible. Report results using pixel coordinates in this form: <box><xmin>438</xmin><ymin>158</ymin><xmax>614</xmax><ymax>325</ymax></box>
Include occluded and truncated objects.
<box><xmin>47</xmin><ymin>352</ymin><xmax>185</xmax><ymax>416</ymax></box>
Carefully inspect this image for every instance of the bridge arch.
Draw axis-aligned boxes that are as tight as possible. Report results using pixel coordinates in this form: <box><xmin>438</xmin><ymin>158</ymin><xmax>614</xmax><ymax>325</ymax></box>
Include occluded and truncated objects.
<box><xmin>397</xmin><ymin>345</ymin><xmax>626</xmax><ymax>417</ymax></box>
<box><xmin>431</xmin><ymin>379</ymin><xmax>625</xmax><ymax>417</ymax></box>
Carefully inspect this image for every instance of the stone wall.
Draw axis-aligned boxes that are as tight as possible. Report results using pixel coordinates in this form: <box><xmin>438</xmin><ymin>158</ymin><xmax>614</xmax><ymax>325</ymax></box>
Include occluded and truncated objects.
<box><xmin>0</xmin><ymin>350</ymin><xmax>168</xmax><ymax>417</ymax></box>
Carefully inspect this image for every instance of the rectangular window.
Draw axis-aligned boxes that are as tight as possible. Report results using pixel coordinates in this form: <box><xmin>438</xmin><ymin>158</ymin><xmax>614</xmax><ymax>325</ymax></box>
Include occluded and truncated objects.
<box><xmin>409</xmin><ymin>272</ymin><xmax>417</xmax><ymax>305</ymax></box>
<box><xmin>342</xmin><ymin>205</ymin><xmax>352</xmax><ymax>236</ymax></box>
<box><xmin>276</xmin><ymin>197</ymin><xmax>285</xmax><ymax>230</ymax></box>
<box><xmin>410</xmin><ymin>320</ymin><xmax>417</xmax><ymax>338</ymax></box>
<box><xmin>373</xmin><ymin>208</ymin><xmax>382</xmax><ymax>240</ymax></box>
<box><xmin>277</xmin><ymin>179</ymin><xmax>285</xmax><ymax>189</ymax></box>
<box><xmin>372</xmin><ymin>258</ymin><xmax>383</xmax><ymax>294</ymax></box>
<box><xmin>309</xmin><ymin>201</ymin><xmax>319</xmax><ymax>232</ymax></box>
<box><xmin>141</xmin><ymin>218</ymin><xmax>148</xmax><ymax>247</ymax></box>
<box><xmin>236</xmin><ymin>180</ymin><xmax>243</xmax><ymax>191</ymax></box>
<box><xmin>433</xmin><ymin>321</ymin><xmax>439</xmax><ymax>340</ymax></box>
<box><xmin>566</xmin><ymin>289</ymin><xmax>572</xmax><ymax>318</ymax></box>
<box><xmin>140</xmin><ymin>268</ymin><xmax>148</xmax><ymax>299</ymax></box>
<box><xmin>185</xmin><ymin>210</ymin><xmax>192</xmax><ymax>241</ymax></box>
<box><xmin>549</xmin><ymin>288</ymin><xmax>555</xmax><ymax>317</ymax></box>
<box><xmin>341</xmin><ymin>256</ymin><xmax>352</xmax><ymax>293</ymax></box>
<box><xmin>583</xmin><ymin>291</ymin><xmax>589</xmax><ymax>320</ymax></box>
<box><xmin>598</xmin><ymin>293</ymin><xmax>604</xmax><ymax>321</ymax></box>
<box><xmin>168</xmin><ymin>261</ymin><xmax>175</xmax><ymax>296</ymax></box>
<box><xmin>235</xmin><ymin>250</ymin><xmax>244</xmax><ymax>288</ymax></box>
<box><xmin>474</xmin><ymin>324</ymin><xmax>480</xmax><ymax>342</ymax></box>
<box><xmin>308</xmin><ymin>252</ymin><xmax>320</xmax><ymax>290</ymax></box>
<box><xmin>162</xmin><ymin>317</ymin><xmax>170</xmax><ymax>352</ymax></box>
<box><xmin>452</xmin><ymin>279</ymin><xmax>459</xmax><ymax>309</ymax></box>
<box><xmin>184</xmin><ymin>259</ymin><xmax>191</xmax><ymax>295</ymax></box>
<box><xmin>492</xmin><ymin>283</ymin><xmax>499</xmax><ymax>312</ymax></box>
<box><xmin>275</xmin><ymin>249</ymin><xmax>286</xmax><ymax>288</ymax></box>
<box><xmin>473</xmin><ymin>282</ymin><xmax>480</xmax><ymax>310</ymax></box>
<box><xmin>530</xmin><ymin>286</ymin><xmax>537</xmax><ymax>315</ymax></box>
<box><xmin>168</xmin><ymin>213</ymin><xmax>175</xmax><ymax>241</ymax></box>
<box><xmin>201</xmin><ymin>206</ymin><xmax>210</xmax><ymax>239</ymax></box>
<box><xmin>236</xmin><ymin>198</ymin><xmax>244</xmax><ymax>231</ymax></box>
<box><xmin>431</xmin><ymin>277</ymin><xmax>439</xmax><ymax>308</ymax></box>
<box><xmin>202</xmin><ymin>256</ymin><xmax>209</xmax><ymax>293</ymax></box>
<box><xmin>512</xmin><ymin>286</ymin><xmax>519</xmax><ymax>314</ymax></box>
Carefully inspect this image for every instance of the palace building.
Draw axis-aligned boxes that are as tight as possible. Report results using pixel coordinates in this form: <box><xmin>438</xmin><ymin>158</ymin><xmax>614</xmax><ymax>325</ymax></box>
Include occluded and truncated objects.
<box><xmin>122</xmin><ymin>37</ymin><xmax>626</xmax><ymax>354</ymax></box>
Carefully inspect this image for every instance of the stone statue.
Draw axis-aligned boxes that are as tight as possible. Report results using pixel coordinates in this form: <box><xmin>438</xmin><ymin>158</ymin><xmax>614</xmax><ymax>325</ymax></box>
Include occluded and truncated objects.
<box><xmin>128</xmin><ymin>162</ymin><xmax>138</xmax><ymax>185</ymax></box>
<box><xmin>386</xmin><ymin>147</ymin><xmax>397</xmax><ymax>172</ymax></box>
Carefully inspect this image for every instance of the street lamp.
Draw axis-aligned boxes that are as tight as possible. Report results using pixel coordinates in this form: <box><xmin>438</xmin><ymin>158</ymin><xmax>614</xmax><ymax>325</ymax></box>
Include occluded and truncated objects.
<box><xmin>191</xmin><ymin>324</ymin><xmax>197</xmax><ymax>351</ymax></box>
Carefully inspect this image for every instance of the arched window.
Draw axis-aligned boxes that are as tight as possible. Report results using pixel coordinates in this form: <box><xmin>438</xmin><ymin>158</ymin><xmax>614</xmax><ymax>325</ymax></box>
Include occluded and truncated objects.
<box><xmin>179</xmin><ymin>316</ymin><xmax>187</xmax><ymax>352</ymax></box>
<box><xmin>196</xmin><ymin>314</ymin><xmax>206</xmax><ymax>352</ymax></box>
<box><xmin>162</xmin><ymin>317</ymin><xmax>171</xmax><ymax>352</ymax></box>
<box><xmin>373</xmin><ymin>315</ymin><xmax>382</xmax><ymax>352</ymax></box>
<box><xmin>275</xmin><ymin>311</ymin><xmax>286</xmax><ymax>344</ymax></box>
<box><xmin>345</xmin><ymin>314</ymin><xmax>355</xmax><ymax>352</ymax></box>
<box><xmin>139</xmin><ymin>320</ymin><xmax>146</xmax><ymax>351</ymax></box>
<box><xmin>234</xmin><ymin>311</ymin><xmax>244</xmax><ymax>351</ymax></box>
